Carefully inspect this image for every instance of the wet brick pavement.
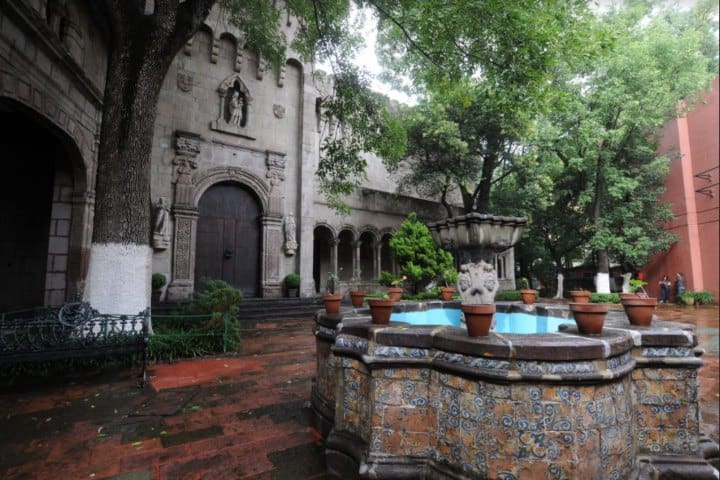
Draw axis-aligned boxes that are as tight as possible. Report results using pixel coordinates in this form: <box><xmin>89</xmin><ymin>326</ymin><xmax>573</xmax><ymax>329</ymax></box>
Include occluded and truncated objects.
<box><xmin>0</xmin><ymin>305</ymin><xmax>716</xmax><ymax>479</ymax></box>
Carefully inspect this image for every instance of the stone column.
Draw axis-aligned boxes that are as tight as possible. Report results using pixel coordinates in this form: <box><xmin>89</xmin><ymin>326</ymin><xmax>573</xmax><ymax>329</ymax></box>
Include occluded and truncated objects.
<box><xmin>165</xmin><ymin>207</ymin><xmax>199</xmax><ymax>302</ymax></box>
<box><xmin>261</xmin><ymin>214</ymin><xmax>283</xmax><ymax>297</ymax></box>
<box><xmin>165</xmin><ymin>132</ymin><xmax>201</xmax><ymax>302</ymax></box>
<box><xmin>352</xmin><ymin>240</ymin><xmax>361</xmax><ymax>280</ymax></box>
<box><xmin>67</xmin><ymin>190</ymin><xmax>94</xmax><ymax>300</ymax></box>
<box><xmin>374</xmin><ymin>241</ymin><xmax>382</xmax><ymax>281</ymax></box>
<box><xmin>330</xmin><ymin>238</ymin><xmax>339</xmax><ymax>277</ymax></box>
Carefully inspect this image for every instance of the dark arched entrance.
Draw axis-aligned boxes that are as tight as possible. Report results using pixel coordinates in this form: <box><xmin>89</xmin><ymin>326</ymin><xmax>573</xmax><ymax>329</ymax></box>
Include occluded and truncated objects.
<box><xmin>313</xmin><ymin>225</ymin><xmax>334</xmax><ymax>294</ymax></box>
<box><xmin>195</xmin><ymin>183</ymin><xmax>261</xmax><ymax>297</ymax></box>
<box><xmin>0</xmin><ymin>102</ymin><xmax>80</xmax><ymax>310</ymax></box>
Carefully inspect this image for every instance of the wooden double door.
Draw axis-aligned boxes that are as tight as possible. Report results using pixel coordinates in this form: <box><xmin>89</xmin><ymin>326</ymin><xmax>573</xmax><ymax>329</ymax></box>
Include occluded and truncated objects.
<box><xmin>195</xmin><ymin>183</ymin><xmax>261</xmax><ymax>297</ymax></box>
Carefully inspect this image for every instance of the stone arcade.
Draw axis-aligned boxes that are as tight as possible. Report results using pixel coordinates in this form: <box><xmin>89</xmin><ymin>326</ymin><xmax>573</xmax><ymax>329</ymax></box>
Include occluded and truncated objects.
<box><xmin>0</xmin><ymin>0</ymin><xmax>517</xmax><ymax>310</ymax></box>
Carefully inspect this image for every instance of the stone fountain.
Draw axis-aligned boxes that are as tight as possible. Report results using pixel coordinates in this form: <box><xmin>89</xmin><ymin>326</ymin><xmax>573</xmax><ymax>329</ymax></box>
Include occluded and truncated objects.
<box><xmin>427</xmin><ymin>213</ymin><xmax>527</xmax><ymax>303</ymax></box>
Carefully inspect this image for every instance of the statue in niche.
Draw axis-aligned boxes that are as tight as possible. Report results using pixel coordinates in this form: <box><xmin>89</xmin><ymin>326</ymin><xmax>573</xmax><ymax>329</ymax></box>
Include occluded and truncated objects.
<box><xmin>153</xmin><ymin>197</ymin><xmax>170</xmax><ymax>250</ymax></box>
<box><xmin>283</xmin><ymin>213</ymin><xmax>298</xmax><ymax>256</ymax></box>
<box><xmin>227</xmin><ymin>86</ymin><xmax>247</xmax><ymax>127</ymax></box>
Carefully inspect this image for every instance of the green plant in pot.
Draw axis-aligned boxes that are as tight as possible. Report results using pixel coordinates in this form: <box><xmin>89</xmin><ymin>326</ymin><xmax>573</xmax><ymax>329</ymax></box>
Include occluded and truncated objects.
<box><xmin>517</xmin><ymin>277</ymin><xmax>537</xmax><ymax>305</ymax></box>
<box><xmin>621</xmin><ymin>279</ymin><xmax>657</xmax><ymax>326</ymax></box>
<box><xmin>284</xmin><ymin>273</ymin><xmax>300</xmax><ymax>297</ymax></box>
<box><xmin>323</xmin><ymin>272</ymin><xmax>342</xmax><ymax>315</ymax></box>
<box><xmin>439</xmin><ymin>268</ymin><xmax>458</xmax><ymax>301</ymax></box>
<box><xmin>349</xmin><ymin>269</ymin><xmax>366</xmax><ymax>308</ymax></box>
<box><xmin>151</xmin><ymin>273</ymin><xmax>167</xmax><ymax>303</ymax></box>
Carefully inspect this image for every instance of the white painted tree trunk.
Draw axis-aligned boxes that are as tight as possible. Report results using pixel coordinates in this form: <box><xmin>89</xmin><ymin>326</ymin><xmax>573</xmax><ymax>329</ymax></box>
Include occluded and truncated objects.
<box><xmin>554</xmin><ymin>272</ymin><xmax>564</xmax><ymax>299</ymax></box>
<box><xmin>595</xmin><ymin>272</ymin><xmax>611</xmax><ymax>294</ymax></box>
<box><xmin>84</xmin><ymin>243</ymin><xmax>152</xmax><ymax>314</ymax></box>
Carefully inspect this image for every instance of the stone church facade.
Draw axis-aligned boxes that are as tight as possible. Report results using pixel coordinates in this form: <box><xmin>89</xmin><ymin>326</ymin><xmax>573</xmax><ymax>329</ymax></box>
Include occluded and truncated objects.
<box><xmin>0</xmin><ymin>0</ymin><xmax>515</xmax><ymax>310</ymax></box>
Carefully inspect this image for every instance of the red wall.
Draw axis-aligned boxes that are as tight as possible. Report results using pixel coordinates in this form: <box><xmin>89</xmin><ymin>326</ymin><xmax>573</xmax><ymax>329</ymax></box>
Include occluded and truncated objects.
<box><xmin>644</xmin><ymin>76</ymin><xmax>719</xmax><ymax>303</ymax></box>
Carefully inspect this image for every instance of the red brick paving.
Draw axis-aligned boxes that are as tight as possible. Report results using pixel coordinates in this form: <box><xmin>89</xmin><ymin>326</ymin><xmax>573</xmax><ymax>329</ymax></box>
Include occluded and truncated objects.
<box><xmin>0</xmin><ymin>306</ymin><xmax>717</xmax><ymax>480</ymax></box>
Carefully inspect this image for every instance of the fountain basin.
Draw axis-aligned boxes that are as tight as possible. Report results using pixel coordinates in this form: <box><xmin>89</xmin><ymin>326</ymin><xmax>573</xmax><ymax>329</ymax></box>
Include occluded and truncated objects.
<box><xmin>312</xmin><ymin>302</ymin><xmax>717</xmax><ymax>479</ymax></box>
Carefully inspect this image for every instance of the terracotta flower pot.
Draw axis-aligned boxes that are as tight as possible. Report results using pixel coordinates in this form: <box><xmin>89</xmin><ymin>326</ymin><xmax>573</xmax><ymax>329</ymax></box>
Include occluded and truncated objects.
<box><xmin>387</xmin><ymin>287</ymin><xmax>403</xmax><ymax>302</ymax></box>
<box><xmin>367</xmin><ymin>298</ymin><xmax>395</xmax><ymax>324</ymax></box>
<box><xmin>349</xmin><ymin>290</ymin><xmax>366</xmax><ymax>308</ymax></box>
<box><xmin>520</xmin><ymin>289</ymin><xmax>538</xmax><ymax>305</ymax></box>
<box><xmin>322</xmin><ymin>294</ymin><xmax>342</xmax><ymax>315</ymax></box>
<box><xmin>569</xmin><ymin>302</ymin><xmax>608</xmax><ymax>334</ymax></box>
<box><xmin>461</xmin><ymin>304</ymin><xmax>495</xmax><ymax>337</ymax></box>
<box><xmin>569</xmin><ymin>290</ymin><xmax>591</xmax><ymax>303</ymax></box>
<box><xmin>440</xmin><ymin>287</ymin><xmax>456</xmax><ymax>301</ymax></box>
<box><xmin>622</xmin><ymin>297</ymin><xmax>657</xmax><ymax>326</ymax></box>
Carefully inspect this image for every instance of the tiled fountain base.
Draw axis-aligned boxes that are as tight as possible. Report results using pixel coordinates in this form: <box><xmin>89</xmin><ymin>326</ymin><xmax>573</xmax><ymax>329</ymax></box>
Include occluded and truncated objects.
<box><xmin>312</xmin><ymin>303</ymin><xmax>719</xmax><ymax>479</ymax></box>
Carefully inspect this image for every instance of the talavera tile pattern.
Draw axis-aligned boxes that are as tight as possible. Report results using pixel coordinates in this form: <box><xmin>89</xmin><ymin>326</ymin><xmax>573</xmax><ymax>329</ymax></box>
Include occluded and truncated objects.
<box><xmin>314</xmin><ymin>308</ymin><xmax>708</xmax><ymax>479</ymax></box>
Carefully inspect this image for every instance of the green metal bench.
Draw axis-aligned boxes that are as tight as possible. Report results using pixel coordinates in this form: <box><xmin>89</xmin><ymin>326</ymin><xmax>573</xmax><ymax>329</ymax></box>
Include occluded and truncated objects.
<box><xmin>0</xmin><ymin>301</ymin><xmax>150</xmax><ymax>386</ymax></box>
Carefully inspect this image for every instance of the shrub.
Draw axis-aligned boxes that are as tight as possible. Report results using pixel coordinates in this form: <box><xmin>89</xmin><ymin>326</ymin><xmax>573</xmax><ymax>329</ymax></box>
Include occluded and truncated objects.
<box><xmin>388</xmin><ymin>213</ymin><xmax>454</xmax><ymax>293</ymax></box>
<box><xmin>495</xmin><ymin>290</ymin><xmax>521</xmax><ymax>301</ymax></box>
<box><xmin>284</xmin><ymin>273</ymin><xmax>300</xmax><ymax>289</ymax></box>
<box><xmin>378</xmin><ymin>270</ymin><xmax>397</xmax><ymax>287</ymax></box>
<box><xmin>152</xmin><ymin>272</ymin><xmax>167</xmax><ymax>290</ymax></box>
<box><xmin>691</xmin><ymin>291</ymin><xmax>715</xmax><ymax>305</ymax></box>
<box><xmin>590</xmin><ymin>293</ymin><xmax>620</xmax><ymax>304</ymax></box>
<box><xmin>188</xmin><ymin>278</ymin><xmax>243</xmax><ymax>316</ymax></box>
<box><xmin>516</xmin><ymin>277</ymin><xmax>530</xmax><ymax>290</ymax></box>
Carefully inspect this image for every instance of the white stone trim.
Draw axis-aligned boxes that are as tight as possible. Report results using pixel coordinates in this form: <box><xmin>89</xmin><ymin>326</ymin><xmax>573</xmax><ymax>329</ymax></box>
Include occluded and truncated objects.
<box><xmin>84</xmin><ymin>243</ymin><xmax>152</xmax><ymax>314</ymax></box>
<box><xmin>596</xmin><ymin>272</ymin><xmax>611</xmax><ymax>294</ymax></box>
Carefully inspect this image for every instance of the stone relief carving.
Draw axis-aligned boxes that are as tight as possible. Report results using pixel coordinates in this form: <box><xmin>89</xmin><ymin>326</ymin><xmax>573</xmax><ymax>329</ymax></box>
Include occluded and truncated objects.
<box><xmin>283</xmin><ymin>213</ymin><xmax>298</xmax><ymax>256</ymax></box>
<box><xmin>266</xmin><ymin>151</ymin><xmax>286</xmax><ymax>191</ymax></box>
<box><xmin>152</xmin><ymin>197</ymin><xmax>170</xmax><ymax>250</ymax></box>
<box><xmin>273</xmin><ymin>104</ymin><xmax>285</xmax><ymax>119</ymax></box>
<box><xmin>457</xmin><ymin>260</ymin><xmax>498</xmax><ymax>305</ymax></box>
<box><xmin>210</xmin><ymin>74</ymin><xmax>255</xmax><ymax>139</ymax></box>
<box><xmin>177</xmin><ymin>70</ymin><xmax>193</xmax><ymax>92</ymax></box>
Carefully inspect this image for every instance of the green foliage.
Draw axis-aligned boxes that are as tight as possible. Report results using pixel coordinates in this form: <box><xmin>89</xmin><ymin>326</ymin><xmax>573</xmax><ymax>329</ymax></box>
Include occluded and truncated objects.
<box><xmin>378</xmin><ymin>271</ymin><xmax>397</xmax><ymax>287</ymax></box>
<box><xmin>149</xmin><ymin>312</ymin><xmax>241</xmax><ymax>362</ymax></box>
<box><xmin>388</xmin><ymin>213</ymin><xmax>454</xmax><ymax>293</ymax></box>
<box><xmin>441</xmin><ymin>268</ymin><xmax>458</xmax><ymax>286</ymax></box>
<box><xmin>678</xmin><ymin>290</ymin><xmax>716</xmax><ymax>306</ymax></box>
<box><xmin>590</xmin><ymin>293</ymin><xmax>621</xmax><ymax>304</ymax></box>
<box><xmin>629</xmin><ymin>279</ymin><xmax>648</xmax><ymax>294</ymax></box>
<box><xmin>495</xmin><ymin>290</ymin><xmax>522</xmax><ymax>302</ymax></box>
<box><xmin>187</xmin><ymin>278</ymin><xmax>243</xmax><ymax>318</ymax></box>
<box><xmin>326</xmin><ymin>272</ymin><xmax>339</xmax><ymax>294</ymax></box>
<box><xmin>284</xmin><ymin>273</ymin><xmax>300</xmax><ymax>289</ymax></box>
<box><xmin>690</xmin><ymin>291</ymin><xmax>716</xmax><ymax>305</ymax></box>
<box><xmin>151</xmin><ymin>273</ymin><xmax>167</xmax><ymax>290</ymax></box>
<box><xmin>516</xmin><ymin>277</ymin><xmax>530</xmax><ymax>290</ymax></box>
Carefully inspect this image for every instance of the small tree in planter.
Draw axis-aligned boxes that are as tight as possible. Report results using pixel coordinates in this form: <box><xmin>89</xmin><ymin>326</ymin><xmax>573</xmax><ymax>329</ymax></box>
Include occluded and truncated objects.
<box><xmin>439</xmin><ymin>268</ymin><xmax>458</xmax><ymax>301</ymax></box>
<box><xmin>389</xmin><ymin>212</ymin><xmax>455</xmax><ymax>294</ymax></box>
<box><xmin>621</xmin><ymin>279</ymin><xmax>657</xmax><ymax>326</ymax></box>
<box><xmin>284</xmin><ymin>273</ymin><xmax>300</xmax><ymax>297</ymax></box>
<box><xmin>517</xmin><ymin>277</ymin><xmax>537</xmax><ymax>305</ymax></box>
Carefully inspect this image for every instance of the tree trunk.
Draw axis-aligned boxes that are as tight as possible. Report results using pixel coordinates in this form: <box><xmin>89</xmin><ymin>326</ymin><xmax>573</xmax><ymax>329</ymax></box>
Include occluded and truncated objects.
<box><xmin>475</xmin><ymin>138</ymin><xmax>499</xmax><ymax>212</ymax></box>
<box><xmin>592</xmin><ymin>152</ymin><xmax>611</xmax><ymax>294</ymax></box>
<box><xmin>85</xmin><ymin>0</ymin><xmax>215</xmax><ymax>313</ymax></box>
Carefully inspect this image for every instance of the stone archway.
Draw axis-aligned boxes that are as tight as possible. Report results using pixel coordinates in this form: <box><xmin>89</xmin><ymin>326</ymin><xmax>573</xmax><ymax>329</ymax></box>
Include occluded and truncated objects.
<box><xmin>195</xmin><ymin>183</ymin><xmax>262</xmax><ymax>297</ymax></box>
<box><xmin>0</xmin><ymin>97</ymin><xmax>91</xmax><ymax>310</ymax></box>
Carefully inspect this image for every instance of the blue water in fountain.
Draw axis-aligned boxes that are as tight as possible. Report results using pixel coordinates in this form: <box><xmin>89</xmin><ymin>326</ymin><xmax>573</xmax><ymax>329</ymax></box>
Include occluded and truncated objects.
<box><xmin>390</xmin><ymin>309</ymin><xmax>573</xmax><ymax>334</ymax></box>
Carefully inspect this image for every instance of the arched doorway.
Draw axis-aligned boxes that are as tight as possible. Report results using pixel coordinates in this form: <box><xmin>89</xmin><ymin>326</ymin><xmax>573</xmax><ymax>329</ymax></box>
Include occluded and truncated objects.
<box><xmin>380</xmin><ymin>233</ymin><xmax>394</xmax><ymax>275</ymax></box>
<box><xmin>195</xmin><ymin>183</ymin><xmax>261</xmax><ymax>297</ymax></box>
<box><xmin>0</xmin><ymin>101</ymin><xmax>83</xmax><ymax>310</ymax></box>
<box><xmin>359</xmin><ymin>231</ymin><xmax>375</xmax><ymax>281</ymax></box>
<box><xmin>337</xmin><ymin>230</ymin><xmax>354</xmax><ymax>281</ymax></box>
<box><xmin>313</xmin><ymin>225</ymin><xmax>334</xmax><ymax>294</ymax></box>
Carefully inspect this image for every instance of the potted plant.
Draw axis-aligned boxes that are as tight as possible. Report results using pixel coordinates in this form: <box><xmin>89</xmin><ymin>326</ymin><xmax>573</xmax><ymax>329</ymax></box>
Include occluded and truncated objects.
<box><xmin>151</xmin><ymin>272</ymin><xmax>167</xmax><ymax>303</ymax></box>
<box><xmin>569</xmin><ymin>289</ymin><xmax>591</xmax><ymax>303</ymax></box>
<box><xmin>348</xmin><ymin>269</ymin><xmax>366</xmax><ymax>308</ymax></box>
<box><xmin>284</xmin><ymin>273</ymin><xmax>300</xmax><ymax>297</ymax></box>
<box><xmin>439</xmin><ymin>268</ymin><xmax>458</xmax><ymax>301</ymax></box>
<box><xmin>323</xmin><ymin>272</ymin><xmax>342</xmax><ymax>314</ymax></box>
<box><xmin>569</xmin><ymin>302</ymin><xmax>609</xmax><ymax>334</ymax></box>
<box><xmin>462</xmin><ymin>303</ymin><xmax>496</xmax><ymax>337</ymax></box>
<box><xmin>518</xmin><ymin>277</ymin><xmax>537</xmax><ymax>305</ymax></box>
<box><xmin>367</xmin><ymin>294</ymin><xmax>394</xmax><ymax>324</ymax></box>
<box><xmin>379</xmin><ymin>270</ymin><xmax>404</xmax><ymax>302</ymax></box>
<box><xmin>678</xmin><ymin>291</ymin><xmax>696</xmax><ymax>306</ymax></box>
<box><xmin>621</xmin><ymin>279</ymin><xmax>657</xmax><ymax>326</ymax></box>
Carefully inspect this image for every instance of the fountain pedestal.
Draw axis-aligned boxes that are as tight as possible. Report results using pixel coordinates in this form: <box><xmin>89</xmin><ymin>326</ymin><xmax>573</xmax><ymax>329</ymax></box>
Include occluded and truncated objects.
<box><xmin>427</xmin><ymin>213</ymin><xmax>527</xmax><ymax>304</ymax></box>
